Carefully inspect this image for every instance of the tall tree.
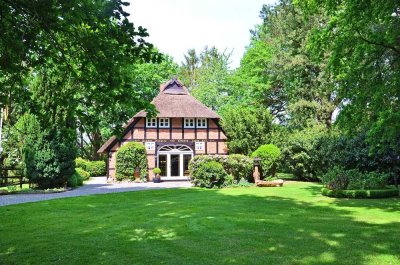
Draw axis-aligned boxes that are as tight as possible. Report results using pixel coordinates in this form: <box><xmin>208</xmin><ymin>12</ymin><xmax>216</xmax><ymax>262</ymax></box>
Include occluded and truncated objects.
<box><xmin>180</xmin><ymin>49</ymin><xmax>199</xmax><ymax>89</ymax></box>
<box><xmin>297</xmin><ymin>0</ymin><xmax>400</xmax><ymax>154</ymax></box>
<box><xmin>180</xmin><ymin>46</ymin><xmax>232</xmax><ymax>110</ymax></box>
<box><xmin>77</xmin><ymin>54</ymin><xmax>179</xmax><ymax>159</ymax></box>
<box><xmin>237</xmin><ymin>0</ymin><xmax>339</xmax><ymax>128</ymax></box>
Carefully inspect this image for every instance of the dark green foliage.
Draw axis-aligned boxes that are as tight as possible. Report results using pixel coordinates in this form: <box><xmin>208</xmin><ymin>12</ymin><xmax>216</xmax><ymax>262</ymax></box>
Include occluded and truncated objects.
<box><xmin>321</xmin><ymin>187</ymin><xmax>399</xmax><ymax>199</ymax></box>
<box><xmin>22</xmin><ymin>72</ymin><xmax>77</xmax><ymax>189</ymax></box>
<box><xmin>115</xmin><ymin>142</ymin><xmax>147</xmax><ymax>181</ymax></box>
<box><xmin>221</xmin><ymin>106</ymin><xmax>272</xmax><ymax>155</ymax></box>
<box><xmin>321</xmin><ymin>167</ymin><xmax>390</xmax><ymax>190</ymax></box>
<box><xmin>67</xmin><ymin>170</ymin><xmax>84</xmax><ymax>188</ymax></box>
<box><xmin>298</xmin><ymin>0</ymin><xmax>400</xmax><ymax>155</ymax></box>
<box><xmin>76</xmin><ymin>158</ymin><xmax>106</xmax><ymax>177</ymax></box>
<box><xmin>25</xmin><ymin>128</ymin><xmax>76</xmax><ymax>189</ymax></box>
<box><xmin>189</xmin><ymin>161</ymin><xmax>228</xmax><ymax>188</ymax></box>
<box><xmin>225</xmin><ymin>155</ymin><xmax>253</xmax><ymax>182</ymax></box>
<box><xmin>75</xmin><ymin>167</ymin><xmax>90</xmax><ymax>181</ymax></box>
<box><xmin>251</xmin><ymin>144</ymin><xmax>281</xmax><ymax>178</ymax></box>
<box><xmin>189</xmin><ymin>155</ymin><xmax>253</xmax><ymax>183</ymax></box>
<box><xmin>3</xmin><ymin>113</ymin><xmax>41</xmax><ymax>172</ymax></box>
<box><xmin>277</xmin><ymin>126</ymin><xmax>326</xmax><ymax>180</ymax></box>
<box><xmin>318</xmin><ymin>132</ymin><xmax>397</xmax><ymax>176</ymax></box>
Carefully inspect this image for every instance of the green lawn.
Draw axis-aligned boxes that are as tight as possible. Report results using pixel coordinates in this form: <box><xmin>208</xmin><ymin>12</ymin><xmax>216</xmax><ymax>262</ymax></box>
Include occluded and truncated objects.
<box><xmin>1</xmin><ymin>182</ymin><xmax>399</xmax><ymax>265</ymax></box>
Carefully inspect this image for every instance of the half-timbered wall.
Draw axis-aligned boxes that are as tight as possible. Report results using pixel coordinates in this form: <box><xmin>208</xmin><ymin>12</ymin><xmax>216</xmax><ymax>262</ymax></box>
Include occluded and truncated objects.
<box><xmin>107</xmin><ymin>117</ymin><xmax>228</xmax><ymax>180</ymax></box>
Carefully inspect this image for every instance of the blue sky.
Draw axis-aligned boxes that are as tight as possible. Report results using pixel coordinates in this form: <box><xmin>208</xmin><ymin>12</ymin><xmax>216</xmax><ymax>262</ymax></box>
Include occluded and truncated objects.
<box><xmin>127</xmin><ymin>0</ymin><xmax>276</xmax><ymax>69</ymax></box>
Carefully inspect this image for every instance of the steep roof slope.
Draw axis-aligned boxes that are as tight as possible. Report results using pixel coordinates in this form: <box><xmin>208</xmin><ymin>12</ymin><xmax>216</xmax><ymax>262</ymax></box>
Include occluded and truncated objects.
<box><xmin>98</xmin><ymin>77</ymin><xmax>220</xmax><ymax>153</ymax></box>
<box><xmin>134</xmin><ymin>77</ymin><xmax>220</xmax><ymax>118</ymax></box>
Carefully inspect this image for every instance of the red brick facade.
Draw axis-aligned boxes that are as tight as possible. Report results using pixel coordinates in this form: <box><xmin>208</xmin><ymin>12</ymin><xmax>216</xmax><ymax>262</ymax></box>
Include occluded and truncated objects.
<box><xmin>99</xmin><ymin>78</ymin><xmax>228</xmax><ymax>181</ymax></box>
<box><xmin>106</xmin><ymin>117</ymin><xmax>227</xmax><ymax>180</ymax></box>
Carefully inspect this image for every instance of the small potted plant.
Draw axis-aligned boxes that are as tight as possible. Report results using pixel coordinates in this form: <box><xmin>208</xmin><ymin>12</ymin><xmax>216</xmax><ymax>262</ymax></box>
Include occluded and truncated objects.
<box><xmin>153</xmin><ymin>168</ymin><xmax>161</xmax><ymax>183</ymax></box>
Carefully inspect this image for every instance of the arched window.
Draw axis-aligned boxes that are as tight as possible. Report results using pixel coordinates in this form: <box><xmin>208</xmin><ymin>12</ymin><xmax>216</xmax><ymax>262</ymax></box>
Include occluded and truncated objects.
<box><xmin>158</xmin><ymin>145</ymin><xmax>192</xmax><ymax>152</ymax></box>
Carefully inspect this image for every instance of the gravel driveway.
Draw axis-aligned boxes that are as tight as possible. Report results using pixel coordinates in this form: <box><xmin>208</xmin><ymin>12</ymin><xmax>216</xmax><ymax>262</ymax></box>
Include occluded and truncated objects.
<box><xmin>0</xmin><ymin>177</ymin><xmax>192</xmax><ymax>206</ymax></box>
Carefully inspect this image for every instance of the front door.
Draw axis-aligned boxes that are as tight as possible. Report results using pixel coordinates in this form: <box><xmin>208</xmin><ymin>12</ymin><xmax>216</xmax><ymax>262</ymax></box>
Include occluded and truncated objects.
<box><xmin>170</xmin><ymin>154</ymin><xmax>180</xmax><ymax>176</ymax></box>
<box><xmin>158</xmin><ymin>154</ymin><xmax>167</xmax><ymax>176</ymax></box>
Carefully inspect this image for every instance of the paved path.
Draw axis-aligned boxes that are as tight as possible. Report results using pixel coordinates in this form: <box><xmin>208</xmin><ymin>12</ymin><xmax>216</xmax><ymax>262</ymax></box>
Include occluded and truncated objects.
<box><xmin>0</xmin><ymin>177</ymin><xmax>192</xmax><ymax>206</ymax></box>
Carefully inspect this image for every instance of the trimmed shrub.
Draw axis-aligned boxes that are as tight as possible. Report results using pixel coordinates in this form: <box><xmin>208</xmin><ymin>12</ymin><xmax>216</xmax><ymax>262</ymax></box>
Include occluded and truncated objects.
<box><xmin>225</xmin><ymin>155</ymin><xmax>253</xmax><ymax>182</ymax></box>
<box><xmin>75</xmin><ymin>167</ymin><xmax>90</xmax><ymax>181</ymax></box>
<box><xmin>321</xmin><ymin>187</ymin><xmax>399</xmax><ymax>199</ymax></box>
<box><xmin>189</xmin><ymin>161</ymin><xmax>228</xmax><ymax>188</ymax></box>
<box><xmin>67</xmin><ymin>170</ymin><xmax>84</xmax><ymax>188</ymax></box>
<box><xmin>251</xmin><ymin>144</ymin><xmax>281</xmax><ymax>178</ymax></box>
<box><xmin>153</xmin><ymin>168</ymin><xmax>161</xmax><ymax>174</ymax></box>
<box><xmin>115</xmin><ymin>142</ymin><xmax>147</xmax><ymax>181</ymax></box>
<box><xmin>189</xmin><ymin>155</ymin><xmax>253</xmax><ymax>183</ymax></box>
<box><xmin>75</xmin><ymin>158</ymin><xmax>106</xmax><ymax>177</ymax></box>
<box><xmin>321</xmin><ymin>167</ymin><xmax>390</xmax><ymax>190</ymax></box>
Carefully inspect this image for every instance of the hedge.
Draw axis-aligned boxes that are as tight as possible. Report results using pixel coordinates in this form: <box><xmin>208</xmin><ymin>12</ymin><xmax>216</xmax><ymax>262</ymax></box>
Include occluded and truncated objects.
<box><xmin>321</xmin><ymin>187</ymin><xmax>399</xmax><ymax>199</ymax></box>
<box><xmin>75</xmin><ymin>158</ymin><xmax>106</xmax><ymax>177</ymax></box>
<box><xmin>189</xmin><ymin>155</ymin><xmax>253</xmax><ymax>182</ymax></box>
<box><xmin>115</xmin><ymin>142</ymin><xmax>147</xmax><ymax>181</ymax></box>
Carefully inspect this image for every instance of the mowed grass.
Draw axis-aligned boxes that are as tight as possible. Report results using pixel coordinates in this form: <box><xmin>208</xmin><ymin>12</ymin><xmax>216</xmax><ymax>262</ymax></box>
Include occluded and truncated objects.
<box><xmin>0</xmin><ymin>182</ymin><xmax>399</xmax><ymax>265</ymax></box>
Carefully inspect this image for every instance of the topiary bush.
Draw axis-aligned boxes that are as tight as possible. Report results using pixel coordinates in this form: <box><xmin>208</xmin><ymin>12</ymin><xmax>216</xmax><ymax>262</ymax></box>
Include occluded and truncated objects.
<box><xmin>189</xmin><ymin>155</ymin><xmax>253</xmax><ymax>183</ymax></box>
<box><xmin>189</xmin><ymin>160</ymin><xmax>228</xmax><ymax>188</ymax></box>
<box><xmin>115</xmin><ymin>142</ymin><xmax>147</xmax><ymax>181</ymax></box>
<box><xmin>251</xmin><ymin>144</ymin><xmax>281</xmax><ymax>178</ymax></box>
<box><xmin>75</xmin><ymin>167</ymin><xmax>90</xmax><ymax>181</ymax></box>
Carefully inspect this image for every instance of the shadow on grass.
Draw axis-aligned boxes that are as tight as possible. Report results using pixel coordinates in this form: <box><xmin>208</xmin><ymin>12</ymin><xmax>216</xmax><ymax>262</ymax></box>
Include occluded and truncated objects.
<box><xmin>0</xmin><ymin>187</ymin><xmax>399</xmax><ymax>265</ymax></box>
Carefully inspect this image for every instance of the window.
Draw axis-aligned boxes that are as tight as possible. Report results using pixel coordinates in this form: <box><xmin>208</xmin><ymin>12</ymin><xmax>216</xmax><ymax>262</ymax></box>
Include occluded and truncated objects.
<box><xmin>146</xmin><ymin>118</ymin><xmax>157</xmax><ymax>128</ymax></box>
<box><xmin>184</xmin><ymin>118</ymin><xmax>195</xmax><ymax>128</ymax></box>
<box><xmin>159</xmin><ymin>118</ymin><xmax>170</xmax><ymax>128</ymax></box>
<box><xmin>195</xmin><ymin>142</ymin><xmax>205</xmax><ymax>151</ymax></box>
<box><xmin>197</xmin><ymin>118</ymin><xmax>207</xmax><ymax>128</ymax></box>
<box><xmin>145</xmin><ymin>142</ymin><xmax>155</xmax><ymax>151</ymax></box>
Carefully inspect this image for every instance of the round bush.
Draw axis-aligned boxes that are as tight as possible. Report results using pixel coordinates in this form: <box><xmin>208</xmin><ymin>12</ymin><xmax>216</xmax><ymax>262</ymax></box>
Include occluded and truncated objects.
<box><xmin>251</xmin><ymin>144</ymin><xmax>281</xmax><ymax>177</ymax></box>
<box><xmin>153</xmin><ymin>168</ymin><xmax>161</xmax><ymax>174</ymax></box>
<box><xmin>75</xmin><ymin>167</ymin><xmax>90</xmax><ymax>180</ymax></box>
<box><xmin>189</xmin><ymin>161</ymin><xmax>228</xmax><ymax>188</ymax></box>
<box><xmin>116</xmin><ymin>142</ymin><xmax>147</xmax><ymax>181</ymax></box>
<box><xmin>189</xmin><ymin>155</ymin><xmax>252</xmax><ymax>183</ymax></box>
<box><xmin>321</xmin><ymin>187</ymin><xmax>399</xmax><ymax>199</ymax></box>
<box><xmin>67</xmin><ymin>170</ymin><xmax>84</xmax><ymax>188</ymax></box>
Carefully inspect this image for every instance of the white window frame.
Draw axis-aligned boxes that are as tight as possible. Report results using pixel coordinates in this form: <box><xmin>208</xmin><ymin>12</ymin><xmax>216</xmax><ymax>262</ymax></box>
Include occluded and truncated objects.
<box><xmin>145</xmin><ymin>142</ymin><xmax>155</xmax><ymax>151</ymax></box>
<box><xmin>195</xmin><ymin>142</ymin><xmax>205</xmax><ymax>151</ymax></box>
<box><xmin>146</xmin><ymin>118</ymin><xmax>157</xmax><ymax>128</ymax></box>
<box><xmin>184</xmin><ymin>118</ymin><xmax>195</xmax><ymax>128</ymax></box>
<box><xmin>196</xmin><ymin>118</ymin><xmax>207</xmax><ymax>128</ymax></box>
<box><xmin>159</xmin><ymin>118</ymin><xmax>170</xmax><ymax>128</ymax></box>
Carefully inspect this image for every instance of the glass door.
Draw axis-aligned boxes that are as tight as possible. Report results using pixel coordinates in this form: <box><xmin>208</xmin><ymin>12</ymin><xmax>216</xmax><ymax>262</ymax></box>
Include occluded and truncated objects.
<box><xmin>158</xmin><ymin>154</ymin><xmax>167</xmax><ymax>176</ymax></box>
<box><xmin>170</xmin><ymin>154</ymin><xmax>180</xmax><ymax>176</ymax></box>
<box><xmin>183</xmin><ymin>154</ymin><xmax>192</xmax><ymax>176</ymax></box>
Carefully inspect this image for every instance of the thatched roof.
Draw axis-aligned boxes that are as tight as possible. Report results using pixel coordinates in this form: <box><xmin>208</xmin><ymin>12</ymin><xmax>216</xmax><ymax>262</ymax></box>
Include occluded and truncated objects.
<box><xmin>98</xmin><ymin>77</ymin><xmax>220</xmax><ymax>153</ymax></box>
<box><xmin>134</xmin><ymin>78</ymin><xmax>220</xmax><ymax>118</ymax></box>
